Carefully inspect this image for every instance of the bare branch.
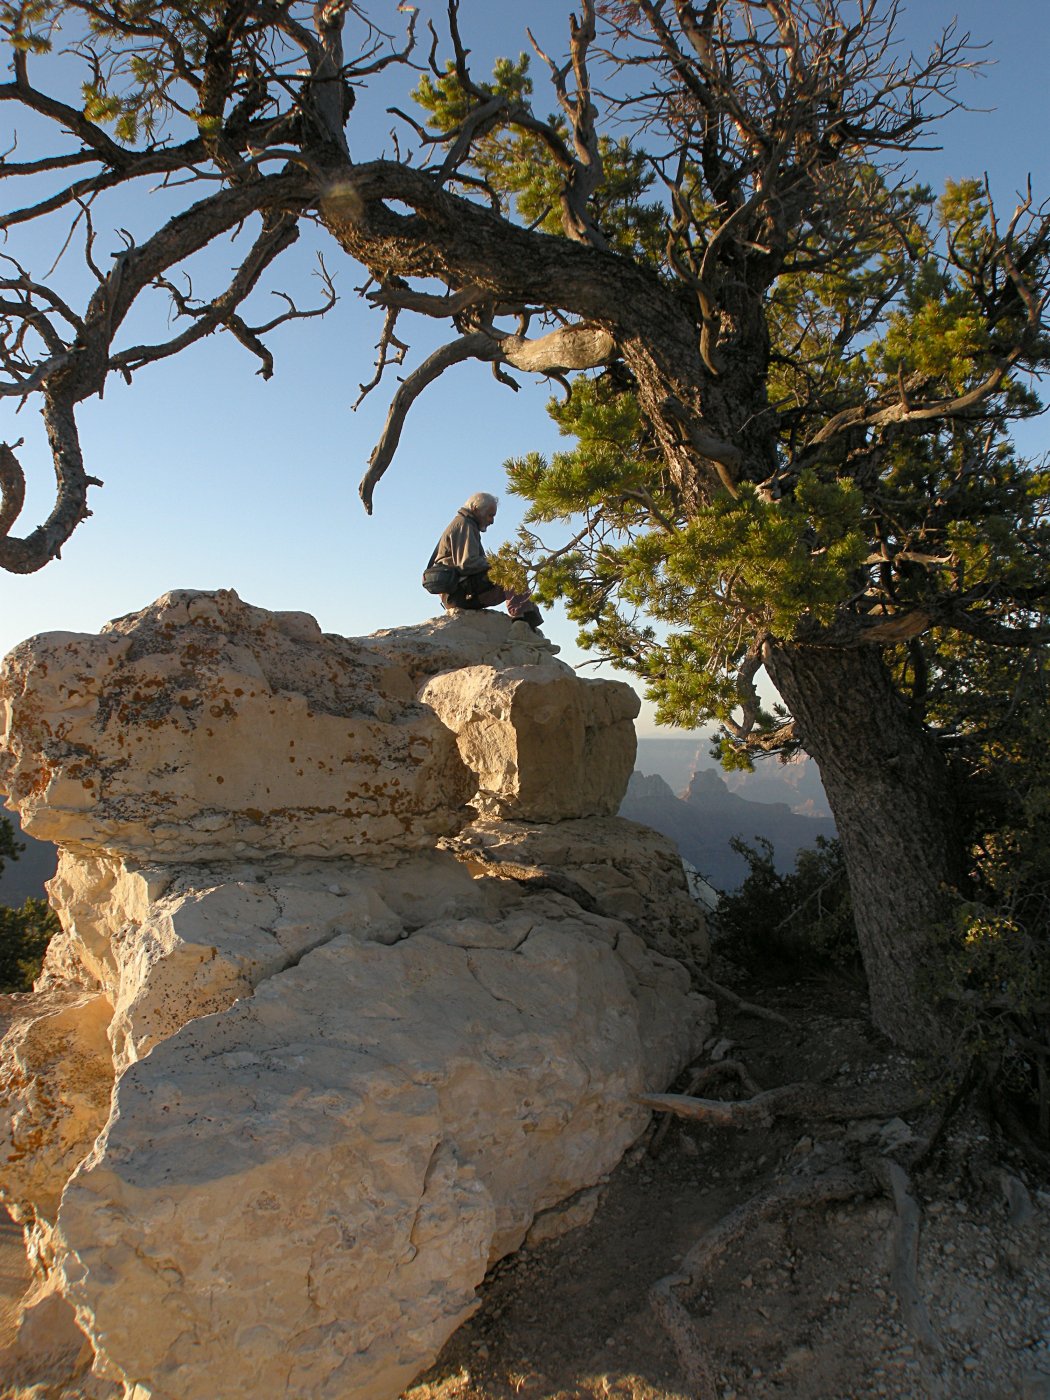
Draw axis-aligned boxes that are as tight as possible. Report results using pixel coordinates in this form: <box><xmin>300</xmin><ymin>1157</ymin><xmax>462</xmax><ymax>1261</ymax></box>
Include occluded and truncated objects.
<box><xmin>359</xmin><ymin>320</ymin><xmax>616</xmax><ymax>510</ymax></box>
<box><xmin>109</xmin><ymin>212</ymin><xmax>310</xmax><ymax>380</ymax></box>
<box><xmin>360</xmin><ymin>331</ymin><xmax>496</xmax><ymax>512</ymax></box>
<box><xmin>0</xmin><ymin>402</ymin><xmax>102</xmax><ymax>574</ymax></box>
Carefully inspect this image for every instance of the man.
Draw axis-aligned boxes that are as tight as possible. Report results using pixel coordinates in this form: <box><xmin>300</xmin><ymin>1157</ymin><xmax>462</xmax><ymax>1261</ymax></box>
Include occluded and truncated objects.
<box><xmin>430</xmin><ymin>493</ymin><xmax>543</xmax><ymax>630</ymax></box>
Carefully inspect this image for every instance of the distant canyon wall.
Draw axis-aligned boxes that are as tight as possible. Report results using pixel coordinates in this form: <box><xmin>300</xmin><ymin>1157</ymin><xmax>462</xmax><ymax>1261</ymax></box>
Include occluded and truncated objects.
<box><xmin>621</xmin><ymin>769</ymin><xmax>836</xmax><ymax>892</ymax></box>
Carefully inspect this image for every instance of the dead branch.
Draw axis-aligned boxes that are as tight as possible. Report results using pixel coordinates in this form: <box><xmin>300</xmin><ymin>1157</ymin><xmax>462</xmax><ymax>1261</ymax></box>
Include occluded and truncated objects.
<box><xmin>367</xmin><ymin>284</ymin><xmax>490</xmax><ymax>319</ymax></box>
<box><xmin>109</xmin><ymin>212</ymin><xmax>306</xmax><ymax>379</ymax></box>
<box><xmin>690</xmin><ymin>970</ymin><xmax>796</xmax><ymax>1028</ymax></box>
<box><xmin>650</xmin><ymin>1058</ymin><xmax>763</xmax><ymax>1155</ymax></box>
<box><xmin>527</xmin><ymin>0</ymin><xmax>607</xmax><ymax>249</ymax></box>
<box><xmin>359</xmin><ymin>331</ymin><xmax>499</xmax><ymax>513</ymax></box>
<box><xmin>637</xmin><ymin>1080</ymin><xmax>929</xmax><ymax>1127</ymax></box>
<box><xmin>359</xmin><ymin>322</ymin><xmax>615</xmax><ymax>512</ymax></box>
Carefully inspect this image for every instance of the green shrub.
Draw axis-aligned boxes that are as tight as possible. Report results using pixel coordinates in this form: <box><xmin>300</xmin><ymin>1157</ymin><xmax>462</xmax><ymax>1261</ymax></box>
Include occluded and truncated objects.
<box><xmin>715</xmin><ymin>835</ymin><xmax>858</xmax><ymax>972</ymax></box>
<box><xmin>0</xmin><ymin>897</ymin><xmax>59</xmax><ymax>992</ymax></box>
<box><xmin>0</xmin><ymin>815</ymin><xmax>60</xmax><ymax>991</ymax></box>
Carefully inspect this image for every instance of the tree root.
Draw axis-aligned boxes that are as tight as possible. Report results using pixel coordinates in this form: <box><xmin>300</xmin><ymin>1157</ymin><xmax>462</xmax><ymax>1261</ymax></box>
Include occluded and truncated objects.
<box><xmin>650</xmin><ymin>1166</ymin><xmax>875</xmax><ymax>1398</ymax></box>
<box><xmin>878</xmin><ymin>1159</ymin><xmax>941</xmax><ymax>1354</ymax></box>
<box><xmin>638</xmin><ymin>1080</ymin><xmax>928</xmax><ymax>1129</ymax></box>
<box><xmin>996</xmin><ymin>1168</ymin><xmax>1035</xmax><ymax>1226</ymax></box>
<box><xmin>644</xmin><ymin>1068</ymin><xmax>949</xmax><ymax>1390</ymax></box>
<box><xmin>991</xmin><ymin>1095</ymin><xmax>1050</xmax><ymax>1175</ymax></box>
<box><xmin>651</xmin><ymin>1152</ymin><xmax>954</xmax><ymax>1391</ymax></box>
<box><xmin>691</xmin><ymin>969</ymin><xmax>795</xmax><ymax>1029</ymax></box>
<box><xmin>649</xmin><ymin>1060</ymin><xmax>762</xmax><ymax>1155</ymax></box>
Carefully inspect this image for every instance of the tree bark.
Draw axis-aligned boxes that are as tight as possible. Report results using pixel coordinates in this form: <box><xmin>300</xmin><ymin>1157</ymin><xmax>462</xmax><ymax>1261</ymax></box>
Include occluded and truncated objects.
<box><xmin>763</xmin><ymin>640</ymin><xmax>965</xmax><ymax>1053</ymax></box>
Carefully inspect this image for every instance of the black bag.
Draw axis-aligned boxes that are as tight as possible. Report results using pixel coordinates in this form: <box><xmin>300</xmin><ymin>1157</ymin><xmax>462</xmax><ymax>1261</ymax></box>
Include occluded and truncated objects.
<box><xmin>422</xmin><ymin>563</ymin><xmax>458</xmax><ymax>594</ymax></box>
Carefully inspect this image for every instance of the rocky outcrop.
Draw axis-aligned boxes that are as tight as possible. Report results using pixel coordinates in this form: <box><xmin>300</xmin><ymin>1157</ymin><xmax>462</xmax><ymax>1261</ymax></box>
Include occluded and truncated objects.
<box><xmin>420</xmin><ymin>662</ymin><xmax>639</xmax><ymax>821</ymax></box>
<box><xmin>0</xmin><ymin>592</ymin><xmax>711</xmax><ymax>1400</ymax></box>
<box><xmin>0</xmin><ymin>589</ymin><xmax>474</xmax><ymax>862</ymax></box>
<box><xmin>443</xmin><ymin>816</ymin><xmax>710</xmax><ymax>966</ymax></box>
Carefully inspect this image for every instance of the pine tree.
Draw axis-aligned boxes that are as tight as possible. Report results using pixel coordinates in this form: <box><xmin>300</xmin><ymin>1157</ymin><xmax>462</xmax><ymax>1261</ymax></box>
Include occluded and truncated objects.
<box><xmin>2</xmin><ymin>2</ymin><xmax>1049</xmax><ymax>1052</ymax></box>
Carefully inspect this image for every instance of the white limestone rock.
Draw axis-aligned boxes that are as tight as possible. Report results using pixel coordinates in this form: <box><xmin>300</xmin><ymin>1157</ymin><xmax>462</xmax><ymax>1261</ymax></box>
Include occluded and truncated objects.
<box><xmin>0</xmin><ymin>589</ymin><xmax>474</xmax><ymax>861</ymax></box>
<box><xmin>443</xmin><ymin>815</ymin><xmax>710</xmax><ymax>965</ymax></box>
<box><xmin>420</xmin><ymin>663</ymin><xmax>639</xmax><ymax>821</ymax></box>
<box><xmin>0</xmin><ymin>592</ymin><xmax>716</xmax><ymax>1400</ymax></box>
<box><xmin>0</xmin><ymin>849</ymin><xmax>498</xmax><ymax>1233</ymax></box>
<box><xmin>362</xmin><ymin>609</ymin><xmax>566</xmax><ymax>683</ymax></box>
<box><xmin>0</xmin><ymin>987</ymin><xmax>113</xmax><ymax>1239</ymax></box>
<box><xmin>47</xmin><ymin>861</ymin><xmax>712</xmax><ymax>1400</ymax></box>
<box><xmin>365</xmin><ymin>611</ymin><xmax>639</xmax><ymax>820</ymax></box>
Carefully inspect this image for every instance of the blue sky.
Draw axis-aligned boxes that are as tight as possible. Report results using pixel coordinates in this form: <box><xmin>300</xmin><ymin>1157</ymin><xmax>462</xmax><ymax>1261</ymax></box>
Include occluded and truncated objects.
<box><xmin>1</xmin><ymin>0</ymin><xmax>1047</xmax><ymax>734</ymax></box>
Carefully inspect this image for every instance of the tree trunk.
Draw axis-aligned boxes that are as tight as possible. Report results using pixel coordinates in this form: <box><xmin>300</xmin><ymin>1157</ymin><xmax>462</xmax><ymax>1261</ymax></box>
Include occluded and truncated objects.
<box><xmin>763</xmin><ymin>640</ymin><xmax>966</xmax><ymax>1055</ymax></box>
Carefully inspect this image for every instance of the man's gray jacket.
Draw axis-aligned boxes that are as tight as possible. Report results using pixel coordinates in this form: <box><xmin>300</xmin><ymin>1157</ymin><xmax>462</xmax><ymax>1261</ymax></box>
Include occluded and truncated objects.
<box><xmin>433</xmin><ymin>509</ymin><xmax>488</xmax><ymax>576</ymax></box>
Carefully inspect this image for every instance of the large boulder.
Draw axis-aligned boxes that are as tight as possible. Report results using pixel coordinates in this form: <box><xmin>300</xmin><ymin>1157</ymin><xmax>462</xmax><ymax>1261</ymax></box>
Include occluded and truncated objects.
<box><xmin>0</xmin><ymin>593</ymin><xmax>713</xmax><ymax>1400</ymax></box>
<box><xmin>420</xmin><ymin>664</ymin><xmax>639</xmax><ymax>820</ymax></box>
<box><xmin>365</xmin><ymin>611</ymin><xmax>640</xmax><ymax>821</ymax></box>
<box><xmin>48</xmin><ymin>860</ymin><xmax>709</xmax><ymax>1400</ymax></box>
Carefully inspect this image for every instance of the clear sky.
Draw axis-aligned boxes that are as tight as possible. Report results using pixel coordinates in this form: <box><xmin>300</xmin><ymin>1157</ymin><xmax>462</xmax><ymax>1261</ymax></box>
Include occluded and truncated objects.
<box><xmin>1</xmin><ymin>1</ymin><xmax>1047</xmax><ymax>735</ymax></box>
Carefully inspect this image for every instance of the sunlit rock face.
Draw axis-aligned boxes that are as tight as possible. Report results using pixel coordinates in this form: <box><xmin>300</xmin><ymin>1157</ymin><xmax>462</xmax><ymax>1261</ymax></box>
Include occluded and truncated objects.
<box><xmin>0</xmin><ymin>588</ymin><xmax>474</xmax><ymax>861</ymax></box>
<box><xmin>362</xmin><ymin>609</ymin><xmax>641</xmax><ymax>821</ymax></box>
<box><xmin>420</xmin><ymin>663</ymin><xmax>639</xmax><ymax>820</ymax></box>
<box><xmin>0</xmin><ymin>593</ymin><xmax>711</xmax><ymax>1400</ymax></box>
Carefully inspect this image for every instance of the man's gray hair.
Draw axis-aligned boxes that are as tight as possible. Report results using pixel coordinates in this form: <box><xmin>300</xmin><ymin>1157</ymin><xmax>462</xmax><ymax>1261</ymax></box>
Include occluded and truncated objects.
<box><xmin>464</xmin><ymin>491</ymin><xmax>498</xmax><ymax>515</ymax></box>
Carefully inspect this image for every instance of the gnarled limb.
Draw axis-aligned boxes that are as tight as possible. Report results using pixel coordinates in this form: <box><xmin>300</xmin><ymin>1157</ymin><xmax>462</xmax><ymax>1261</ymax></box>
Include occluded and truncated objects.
<box><xmin>526</xmin><ymin>0</ymin><xmax>607</xmax><ymax>249</ymax></box>
<box><xmin>0</xmin><ymin>399</ymin><xmax>101</xmax><ymax>575</ymax></box>
<box><xmin>359</xmin><ymin>322</ymin><xmax>615</xmax><ymax>511</ymax></box>
<box><xmin>0</xmin><ymin>440</ymin><xmax>26</xmax><ymax>539</ymax></box>
<box><xmin>0</xmin><ymin>171</ymin><xmax>310</xmax><ymax>573</ymax></box>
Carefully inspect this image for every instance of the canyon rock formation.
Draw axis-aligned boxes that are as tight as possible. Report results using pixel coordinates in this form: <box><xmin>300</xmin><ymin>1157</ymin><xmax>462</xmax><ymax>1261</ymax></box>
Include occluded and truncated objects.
<box><xmin>0</xmin><ymin>591</ymin><xmax>712</xmax><ymax>1400</ymax></box>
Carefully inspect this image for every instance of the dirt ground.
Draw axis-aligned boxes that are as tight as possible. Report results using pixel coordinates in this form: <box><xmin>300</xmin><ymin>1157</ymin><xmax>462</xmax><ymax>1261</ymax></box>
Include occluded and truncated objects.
<box><xmin>2</xmin><ymin>979</ymin><xmax>1049</xmax><ymax>1400</ymax></box>
<box><xmin>403</xmin><ymin>977</ymin><xmax>1050</xmax><ymax>1400</ymax></box>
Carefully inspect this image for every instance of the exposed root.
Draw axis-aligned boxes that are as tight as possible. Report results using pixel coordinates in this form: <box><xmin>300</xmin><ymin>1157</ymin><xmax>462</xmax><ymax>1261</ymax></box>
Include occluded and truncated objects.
<box><xmin>991</xmin><ymin>1094</ymin><xmax>1050</xmax><ymax>1175</ymax></box>
<box><xmin>878</xmin><ymin>1159</ymin><xmax>941</xmax><ymax>1354</ymax></box>
<box><xmin>650</xmin><ymin>1165</ymin><xmax>876</xmax><ymax>1397</ymax></box>
<box><xmin>692</xmin><ymin>969</ymin><xmax>795</xmax><ymax>1029</ymax></box>
<box><xmin>996</xmin><ymin>1167</ymin><xmax>1035</xmax><ymax>1226</ymax></box>
<box><xmin>638</xmin><ymin>1080</ymin><xmax>928</xmax><ymax>1129</ymax></box>
<box><xmin>649</xmin><ymin>1059</ymin><xmax>763</xmax><ymax>1155</ymax></box>
<box><xmin>645</xmin><ymin>1057</ymin><xmax>948</xmax><ymax>1386</ymax></box>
